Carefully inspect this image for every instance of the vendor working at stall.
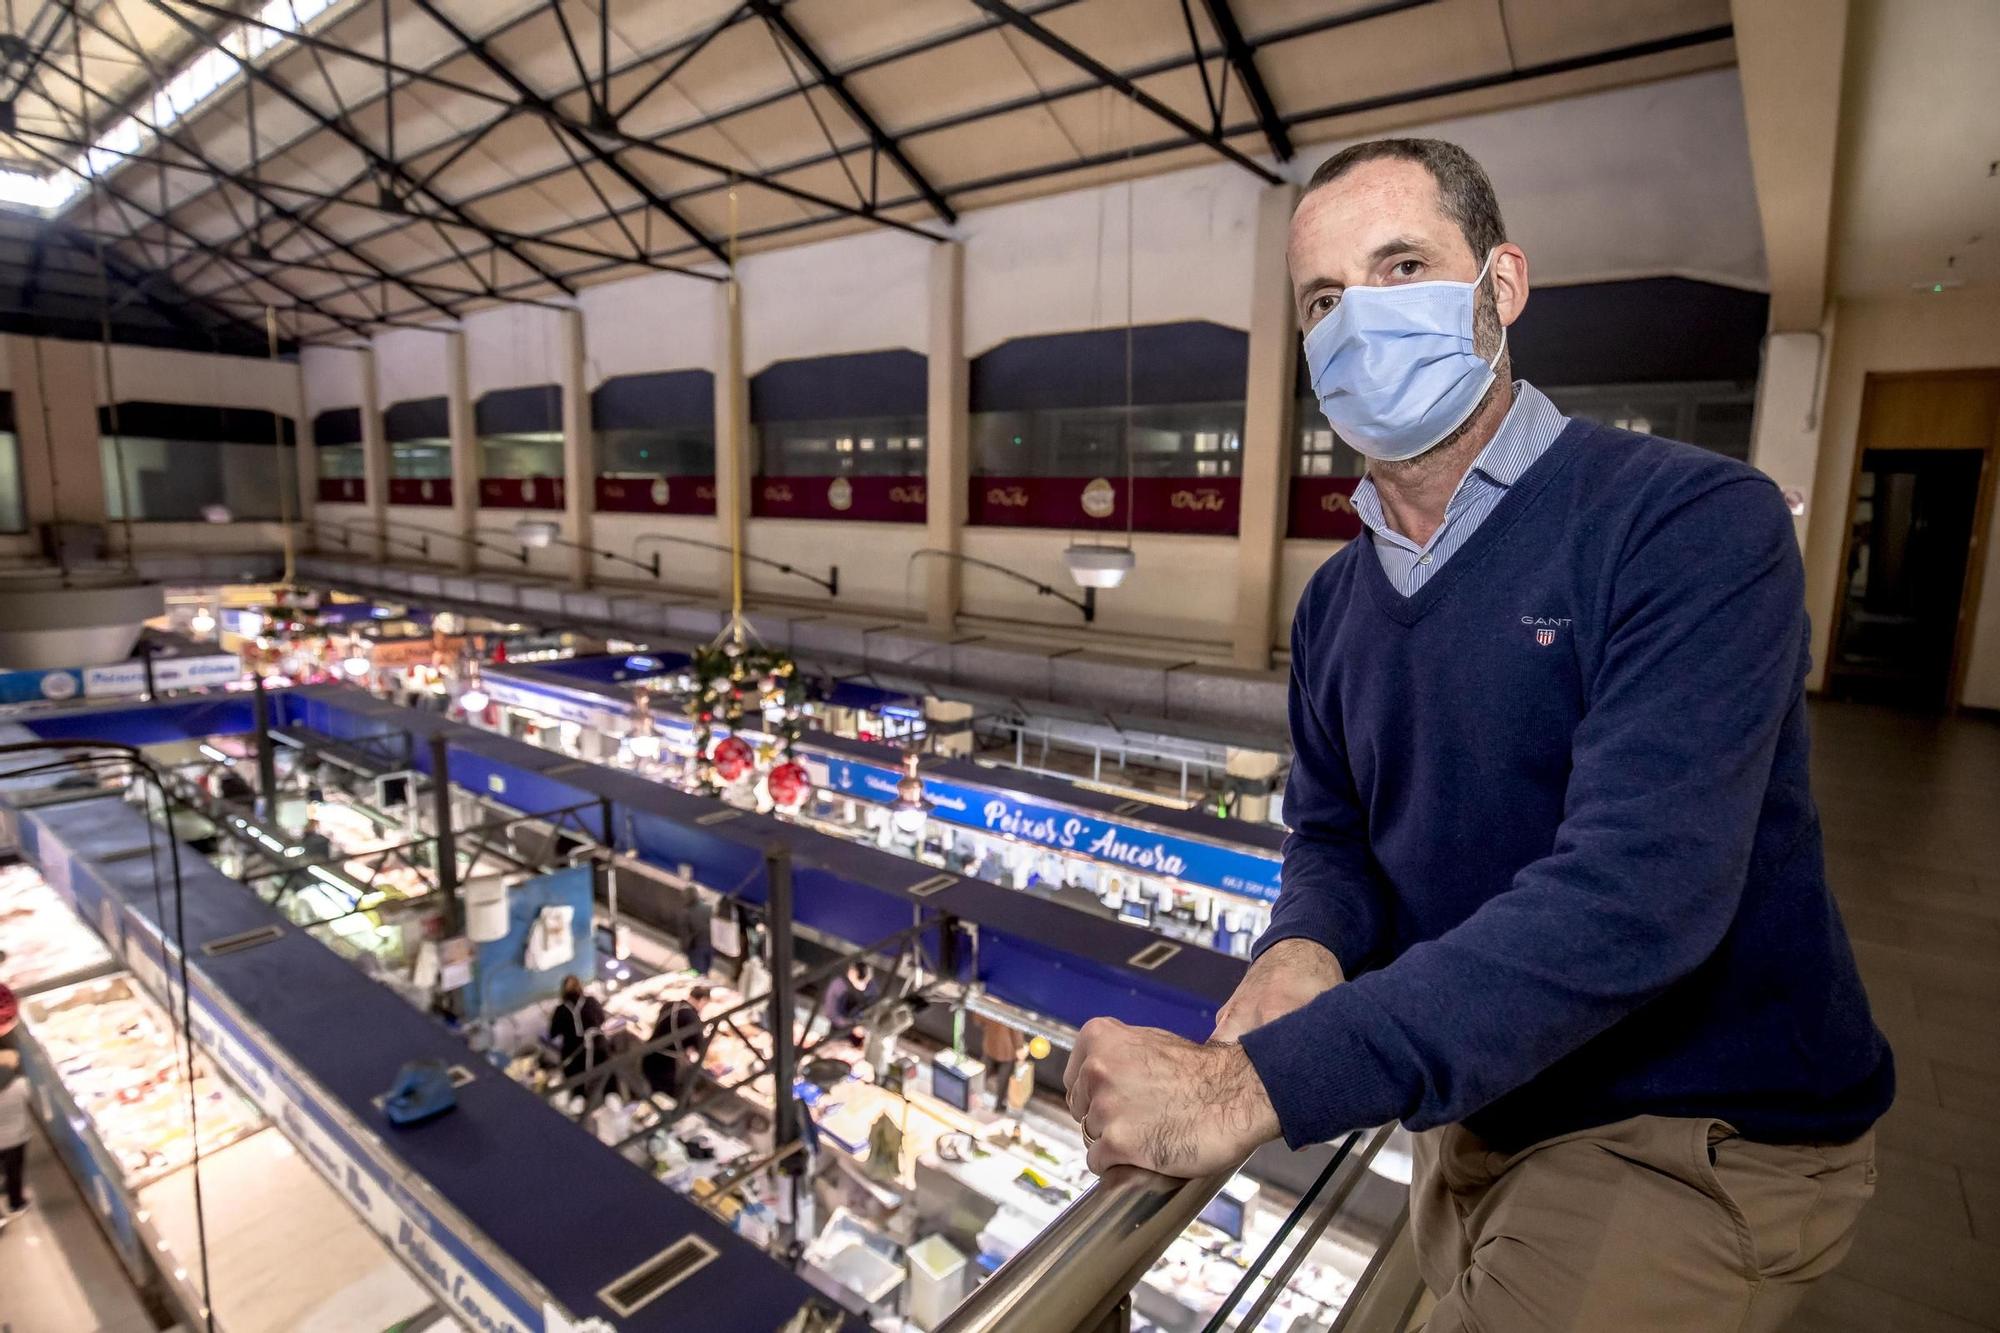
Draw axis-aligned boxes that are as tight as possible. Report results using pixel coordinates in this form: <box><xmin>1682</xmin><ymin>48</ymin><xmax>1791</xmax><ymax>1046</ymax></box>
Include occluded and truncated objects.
<box><xmin>548</xmin><ymin>975</ymin><xmax>612</xmax><ymax>1105</ymax></box>
<box><xmin>806</xmin><ymin>960</ymin><xmax>874</xmax><ymax>1047</ymax></box>
<box><xmin>1061</xmin><ymin>138</ymin><xmax>1893</xmax><ymax>1333</ymax></box>
<box><xmin>643</xmin><ymin>985</ymin><xmax>709</xmax><ymax>1101</ymax></box>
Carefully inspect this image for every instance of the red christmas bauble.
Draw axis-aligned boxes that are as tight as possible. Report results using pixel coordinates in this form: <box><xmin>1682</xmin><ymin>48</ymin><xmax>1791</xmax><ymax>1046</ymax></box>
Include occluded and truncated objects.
<box><xmin>767</xmin><ymin>761</ymin><xmax>809</xmax><ymax>809</ymax></box>
<box><xmin>712</xmin><ymin>736</ymin><xmax>754</xmax><ymax>783</ymax></box>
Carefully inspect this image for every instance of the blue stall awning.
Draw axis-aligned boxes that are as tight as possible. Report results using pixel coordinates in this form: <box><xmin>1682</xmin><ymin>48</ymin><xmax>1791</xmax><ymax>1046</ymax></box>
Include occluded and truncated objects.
<box><xmin>27</xmin><ymin>796</ymin><xmax>860</xmax><ymax>1333</ymax></box>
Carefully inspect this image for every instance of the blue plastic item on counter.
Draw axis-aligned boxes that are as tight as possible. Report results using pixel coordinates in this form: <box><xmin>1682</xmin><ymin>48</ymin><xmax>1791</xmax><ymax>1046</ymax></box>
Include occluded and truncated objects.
<box><xmin>383</xmin><ymin>1059</ymin><xmax>459</xmax><ymax>1125</ymax></box>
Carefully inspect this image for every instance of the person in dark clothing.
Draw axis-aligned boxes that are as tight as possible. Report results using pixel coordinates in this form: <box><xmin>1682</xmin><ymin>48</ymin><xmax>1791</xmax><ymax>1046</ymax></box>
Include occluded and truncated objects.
<box><xmin>683</xmin><ymin>892</ymin><xmax>715</xmax><ymax>976</ymax></box>
<box><xmin>0</xmin><ymin>989</ymin><xmax>27</xmax><ymax>1219</ymax></box>
<box><xmin>643</xmin><ymin>986</ymin><xmax>710</xmax><ymax>1101</ymax></box>
<box><xmin>547</xmin><ymin>975</ymin><xmax>611</xmax><ymax>1106</ymax></box>
<box><xmin>1059</xmin><ymin>138</ymin><xmax>1889</xmax><ymax>1333</ymax></box>
<box><xmin>806</xmin><ymin>961</ymin><xmax>874</xmax><ymax>1046</ymax></box>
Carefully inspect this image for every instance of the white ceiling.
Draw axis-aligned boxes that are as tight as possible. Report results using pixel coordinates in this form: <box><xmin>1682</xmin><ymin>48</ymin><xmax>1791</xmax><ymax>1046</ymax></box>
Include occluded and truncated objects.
<box><xmin>1833</xmin><ymin>0</ymin><xmax>2000</xmax><ymax>297</ymax></box>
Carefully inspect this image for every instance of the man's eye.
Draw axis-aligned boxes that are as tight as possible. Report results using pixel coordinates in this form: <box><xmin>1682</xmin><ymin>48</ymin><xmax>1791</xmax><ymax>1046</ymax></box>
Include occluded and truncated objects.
<box><xmin>1392</xmin><ymin>260</ymin><xmax>1424</xmax><ymax>279</ymax></box>
<box><xmin>1308</xmin><ymin>293</ymin><xmax>1338</xmax><ymax>318</ymax></box>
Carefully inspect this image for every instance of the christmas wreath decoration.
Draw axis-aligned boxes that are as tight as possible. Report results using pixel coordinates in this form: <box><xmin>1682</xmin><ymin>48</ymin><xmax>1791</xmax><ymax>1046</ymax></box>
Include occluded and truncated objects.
<box><xmin>687</xmin><ymin>642</ymin><xmax>805</xmax><ymax>792</ymax></box>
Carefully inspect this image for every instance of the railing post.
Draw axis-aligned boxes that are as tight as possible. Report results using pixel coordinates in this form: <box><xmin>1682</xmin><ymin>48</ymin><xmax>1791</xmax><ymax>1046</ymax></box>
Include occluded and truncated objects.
<box><xmin>252</xmin><ymin>673</ymin><xmax>278</xmax><ymax>819</ymax></box>
<box><xmin>430</xmin><ymin>733</ymin><xmax>460</xmax><ymax>935</ymax></box>
<box><xmin>766</xmin><ymin>845</ymin><xmax>807</xmax><ymax>1254</ymax></box>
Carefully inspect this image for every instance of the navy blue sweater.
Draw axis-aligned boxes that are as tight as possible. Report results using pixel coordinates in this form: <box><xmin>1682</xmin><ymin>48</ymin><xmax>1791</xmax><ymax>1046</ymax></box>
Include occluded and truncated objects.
<box><xmin>1240</xmin><ymin>421</ymin><xmax>1893</xmax><ymax>1152</ymax></box>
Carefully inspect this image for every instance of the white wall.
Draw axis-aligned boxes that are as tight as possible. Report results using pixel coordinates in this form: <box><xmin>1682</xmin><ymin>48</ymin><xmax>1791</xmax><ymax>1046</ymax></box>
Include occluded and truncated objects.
<box><xmin>1803</xmin><ymin>284</ymin><xmax>2000</xmax><ymax>708</ymax></box>
<box><xmin>465</xmin><ymin>303</ymin><xmax>567</xmax><ymax>398</ymax></box>
<box><xmin>98</xmin><ymin>344</ymin><xmax>302</xmax><ymax>420</ymax></box>
<box><xmin>299</xmin><ymin>343</ymin><xmax>366</xmax><ymax>417</ymax></box>
<box><xmin>739</xmin><ymin>227</ymin><xmax>931</xmax><ymax>372</ymax></box>
<box><xmin>578</xmin><ymin>270</ymin><xmax>719</xmax><ymax>386</ymax></box>
<box><xmin>373</xmin><ymin>326</ymin><xmax>451</xmax><ymax>408</ymax></box>
<box><xmin>593</xmin><ymin>510</ymin><xmax>723</xmax><ymax>597</ymax></box>
<box><xmin>962</xmin><ymin>529</ymin><xmax>1238</xmax><ymax>649</ymax></box>
<box><xmin>745</xmin><ymin>517</ymin><xmax>927</xmax><ymax>614</ymax></box>
<box><xmin>382</xmin><ymin>502</ymin><xmax>462</xmax><ymax>551</ymax></box>
<box><xmin>962</xmin><ymin>161</ymin><xmax>1261</xmax><ymax>354</ymax></box>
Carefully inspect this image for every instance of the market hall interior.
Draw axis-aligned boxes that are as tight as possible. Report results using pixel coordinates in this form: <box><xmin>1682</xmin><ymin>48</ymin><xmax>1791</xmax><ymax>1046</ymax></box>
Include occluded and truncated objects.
<box><xmin>0</xmin><ymin>0</ymin><xmax>1998</xmax><ymax>1331</ymax></box>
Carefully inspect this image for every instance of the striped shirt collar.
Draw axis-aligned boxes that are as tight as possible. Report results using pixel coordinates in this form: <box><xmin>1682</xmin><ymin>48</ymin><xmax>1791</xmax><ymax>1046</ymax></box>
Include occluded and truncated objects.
<box><xmin>1350</xmin><ymin>381</ymin><xmax>1566</xmax><ymax>554</ymax></box>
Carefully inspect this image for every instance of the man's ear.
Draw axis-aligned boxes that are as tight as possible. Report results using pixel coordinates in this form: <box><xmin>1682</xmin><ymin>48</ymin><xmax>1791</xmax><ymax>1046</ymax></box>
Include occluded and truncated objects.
<box><xmin>1493</xmin><ymin>243</ymin><xmax>1530</xmax><ymax>327</ymax></box>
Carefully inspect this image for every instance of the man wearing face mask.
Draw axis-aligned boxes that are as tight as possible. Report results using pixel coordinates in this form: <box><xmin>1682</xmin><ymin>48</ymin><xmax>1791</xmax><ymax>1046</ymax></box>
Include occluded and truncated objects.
<box><xmin>1062</xmin><ymin>139</ymin><xmax>1891</xmax><ymax>1331</ymax></box>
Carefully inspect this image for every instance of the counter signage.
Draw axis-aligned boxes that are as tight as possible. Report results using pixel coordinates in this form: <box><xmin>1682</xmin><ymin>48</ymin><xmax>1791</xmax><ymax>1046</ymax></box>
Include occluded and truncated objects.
<box><xmin>814</xmin><ymin>756</ymin><xmax>1283</xmax><ymax>903</ymax></box>
<box><xmin>83</xmin><ymin>654</ymin><xmax>243</xmax><ymax>698</ymax></box>
<box><xmin>482</xmin><ymin>676</ymin><xmax>628</xmax><ymax>732</ymax></box>
<box><xmin>0</xmin><ymin>665</ymin><xmax>84</xmax><ymax>704</ymax></box>
<box><xmin>112</xmin><ymin>908</ymin><xmax>546</xmax><ymax>1333</ymax></box>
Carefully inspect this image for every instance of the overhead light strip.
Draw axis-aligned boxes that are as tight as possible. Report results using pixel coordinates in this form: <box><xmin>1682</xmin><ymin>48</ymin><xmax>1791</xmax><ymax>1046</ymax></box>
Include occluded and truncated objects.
<box><xmin>0</xmin><ymin>0</ymin><xmax>345</xmax><ymax>212</ymax></box>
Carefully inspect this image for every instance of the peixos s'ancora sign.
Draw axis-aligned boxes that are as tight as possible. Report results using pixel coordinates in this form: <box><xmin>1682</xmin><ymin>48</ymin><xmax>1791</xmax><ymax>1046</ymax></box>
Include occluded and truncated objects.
<box><xmin>812</xmin><ymin>755</ymin><xmax>1281</xmax><ymax>903</ymax></box>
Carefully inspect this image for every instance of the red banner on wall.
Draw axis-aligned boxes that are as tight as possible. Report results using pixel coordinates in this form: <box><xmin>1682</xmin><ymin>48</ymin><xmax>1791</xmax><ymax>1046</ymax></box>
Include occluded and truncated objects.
<box><xmin>1287</xmin><ymin>477</ymin><xmax>1364</xmax><ymax>541</ymax></box>
<box><xmin>317</xmin><ymin>477</ymin><xmax>364</xmax><ymax>503</ymax></box>
<box><xmin>478</xmin><ymin>476</ymin><xmax>564</xmax><ymax>510</ymax></box>
<box><xmin>388</xmin><ymin>477</ymin><xmax>452</xmax><ymax>506</ymax></box>
<box><xmin>595</xmin><ymin>475</ymin><xmax>718</xmax><ymax>515</ymax></box>
<box><xmin>751</xmin><ymin>474</ymin><xmax>925</xmax><ymax>523</ymax></box>
<box><xmin>969</xmin><ymin>475</ymin><xmax>1240</xmax><ymax>535</ymax></box>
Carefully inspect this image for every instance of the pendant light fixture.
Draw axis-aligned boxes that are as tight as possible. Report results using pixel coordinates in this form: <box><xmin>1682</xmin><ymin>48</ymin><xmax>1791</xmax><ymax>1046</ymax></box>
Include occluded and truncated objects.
<box><xmin>1065</xmin><ymin>97</ymin><xmax>1139</xmax><ymax>593</ymax></box>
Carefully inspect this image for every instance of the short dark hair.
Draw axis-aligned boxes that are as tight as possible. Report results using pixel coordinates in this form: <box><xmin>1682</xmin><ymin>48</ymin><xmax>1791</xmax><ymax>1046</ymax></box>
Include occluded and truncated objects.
<box><xmin>689</xmin><ymin>985</ymin><xmax>711</xmax><ymax>1003</ymax></box>
<box><xmin>1304</xmin><ymin>138</ymin><xmax>1506</xmax><ymax>262</ymax></box>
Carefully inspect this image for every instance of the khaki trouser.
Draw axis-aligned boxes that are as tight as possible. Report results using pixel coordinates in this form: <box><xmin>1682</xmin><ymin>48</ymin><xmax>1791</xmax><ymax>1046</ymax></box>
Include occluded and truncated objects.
<box><xmin>1411</xmin><ymin>1115</ymin><xmax>1876</xmax><ymax>1332</ymax></box>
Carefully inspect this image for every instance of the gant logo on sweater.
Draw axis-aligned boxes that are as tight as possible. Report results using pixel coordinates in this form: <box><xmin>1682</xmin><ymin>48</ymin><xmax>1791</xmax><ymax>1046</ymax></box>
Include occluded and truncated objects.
<box><xmin>1521</xmin><ymin>615</ymin><xmax>1572</xmax><ymax>647</ymax></box>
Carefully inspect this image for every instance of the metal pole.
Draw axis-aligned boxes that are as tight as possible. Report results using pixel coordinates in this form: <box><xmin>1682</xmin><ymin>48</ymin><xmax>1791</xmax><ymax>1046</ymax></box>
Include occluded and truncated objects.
<box><xmin>251</xmin><ymin>674</ymin><xmax>278</xmax><ymax>819</ymax></box>
<box><xmin>765</xmin><ymin>845</ymin><xmax>808</xmax><ymax>1254</ymax></box>
<box><xmin>429</xmin><ymin>733</ymin><xmax>460</xmax><ymax>934</ymax></box>
<box><xmin>140</xmin><ymin>645</ymin><xmax>157</xmax><ymax>700</ymax></box>
<box><xmin>767</xmin><ymin>846</ymin><xmax>800</xmax><ymax>1152</ymax></box>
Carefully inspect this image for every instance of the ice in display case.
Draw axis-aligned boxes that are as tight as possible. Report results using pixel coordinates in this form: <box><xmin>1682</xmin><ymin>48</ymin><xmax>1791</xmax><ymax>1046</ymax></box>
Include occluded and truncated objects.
<box><xmin>0</xmin><ymin>861</ymin><xmax>114</xmax><ymax>993</ymax></box>
<box><xmin>23</xmin><ymin>974</ymin><xmax>263</xmax><ymax>1187</ymax></box>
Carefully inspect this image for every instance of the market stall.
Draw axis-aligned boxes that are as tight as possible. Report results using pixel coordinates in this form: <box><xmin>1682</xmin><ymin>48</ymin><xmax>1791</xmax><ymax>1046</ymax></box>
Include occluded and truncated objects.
<box><xmin>12</xmin><ymin>973</ymin><xmax>447</xmax><ymax>1333</ymax></box>
<box><xmin>0</xmin><ymin>860</ymin><xmax>115</xmax><ymax>994</ymax></box>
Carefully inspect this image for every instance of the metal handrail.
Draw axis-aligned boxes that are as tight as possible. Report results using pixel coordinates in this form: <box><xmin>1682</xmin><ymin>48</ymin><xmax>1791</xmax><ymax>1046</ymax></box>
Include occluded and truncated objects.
<box><xmin>937</xmin><ymin>1128</ymin><xmax>1377</xmax><ymax>1333</ymax></box>
<box><xmin>934</xmin><ymin>1162</ymin><xmax>1237</xmax><ymax>1333</ymax></box>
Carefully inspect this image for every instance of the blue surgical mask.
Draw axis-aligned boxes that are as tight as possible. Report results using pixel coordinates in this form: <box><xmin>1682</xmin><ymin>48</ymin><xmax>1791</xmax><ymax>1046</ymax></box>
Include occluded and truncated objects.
<box><xmin>1302</xmin><ymin>249</ymin><xmax>1507</xmax><ymax>463</ymax></box>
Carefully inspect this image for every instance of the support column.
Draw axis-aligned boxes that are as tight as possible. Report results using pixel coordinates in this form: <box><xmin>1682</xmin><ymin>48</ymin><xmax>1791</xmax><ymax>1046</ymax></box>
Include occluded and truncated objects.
<box><xmin>1231</xmin><ymin>181</ymin><xmax>1301</xmax><ymax>670</ymax></box>
<box><xmin>1732</xmin><ymin>0</ymin><xmax>1850</xmax><ymax>556</ymax></box>
<box><xmin>560</xmin><ymin>307</ymin><xmax>592</xmax><ymax>586</ymax></box>
<box><xmin>1749</xmin><ymin>324</ymin><xmax>1835</xmax><ymax>547</ymax></box>
<box><xmin>17</xmin><ymin>337</ymin><xmax>110</xmax><ymax>529</ymax></box>
<box><xmin>925</xmin><ymin>241</ymin><xmax>968</xmax><ymax>632</ymax></box>
<box><xmin>430</xmin><ymin>733</ymin><xmax>461</xmax><ymax>936</ymax></box>
<box><xmin>293</xmin><ymin>360</ymin><xmax>318</xmax><ymax>533</ymax></box>
<box><xmin>9</xmin><ymin>335</ymin><xmax>58</xmax><ymax>532</ymax></box>
<box><xmin>1732</xmin><ymin>0</ymin><xmax>1849</xmax><ymax>334</ymax></box>
<box><xmin>360</xmin><ymin>344</ymin><xmax>389</xmax><ymax>562</ymax></box>
<box><xmin>713</xmin><ymin>278</ymin><xmax>752</xmax><ymax>607</ymax></box>
<box><xmin>445</xmin><ymin>329</ymin><xmax>477</xmax><ymax>572</ymax></box>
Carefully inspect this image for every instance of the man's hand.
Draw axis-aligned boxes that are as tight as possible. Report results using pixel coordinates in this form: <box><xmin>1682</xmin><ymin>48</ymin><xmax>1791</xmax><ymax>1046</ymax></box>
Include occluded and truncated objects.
<box><xmin>1211</xmin><ymin>938</ymin><xmax>1344</xmax><ymax>1043</ymax></box>
<box><xmin>1063</xmin><ymin>1017</ymin><xmax>1279</xmax><ymax>1177</ymax></box>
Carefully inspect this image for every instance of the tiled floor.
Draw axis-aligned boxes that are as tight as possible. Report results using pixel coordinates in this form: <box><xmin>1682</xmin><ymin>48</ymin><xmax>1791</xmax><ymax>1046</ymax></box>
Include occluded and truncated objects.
<box><xmin>0</xmin><ymin>1121</ymin><xmax>157</xmax><ymax>1333</ymax></box>
<box><xmin>1783</xmin><ymin>701</ymin><xmax>2000</xmax><ymax>1333</ymax></box>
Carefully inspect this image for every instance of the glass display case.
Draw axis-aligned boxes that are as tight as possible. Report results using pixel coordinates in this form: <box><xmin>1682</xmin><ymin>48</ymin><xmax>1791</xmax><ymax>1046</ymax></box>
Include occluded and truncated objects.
<box><xmin>0</xmin><ymin>861</ymin><xmax>114</xmax><ymax>993</ymax></box>
<box><xmin>22</xmin><ymin>973</ymin><xmax>262</xmax><ymax>1187</ymax></box>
